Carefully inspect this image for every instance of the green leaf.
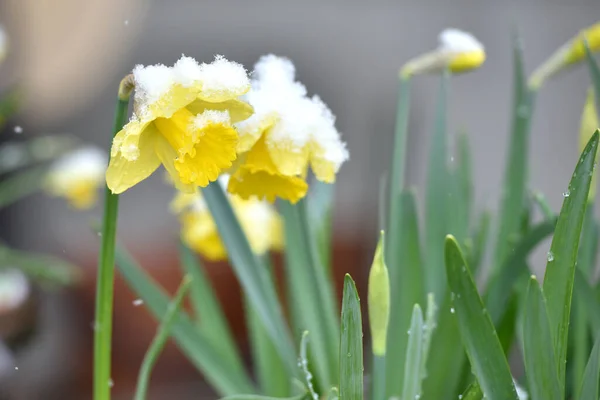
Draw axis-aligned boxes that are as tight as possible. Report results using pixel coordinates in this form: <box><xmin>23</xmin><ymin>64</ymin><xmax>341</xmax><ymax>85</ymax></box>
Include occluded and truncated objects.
<box><xmin>326</xmin><ymin>387</ymin><xmax>339</xmax><ymax>400</ymax></box>
<box><xmin>401</xmin><ymin>305</ymin><xmax>424</xmax><ymax>400</ymax></box>
<box><xmin>0</xmin><ymin>244</ymin><xmax>81</xmax><ymax>286</ymax></box>
<box><xmin>298</xmin><ymin>331</ymin><xmax>318</xmax><ymax>399</ymax></box>
<box><xmin>178</xmin><ymin>243</ymin><xmax>242</xmax><ymax>373</ymax></box>
<box><xmin>385</xmin><ymin>190</ymin><xmax>424</xmax><ymax>399</ymax></box>
<box><xmin>0</xmin><ymin>165</ymin><xmax>47</xmax><ymax>208</ymax></box>
<box><xmin>522</xmin><ymin>276</ymin><xmax>561</xmax><ymax>400</ymax></box>
<box><xmin>134</xmin><ymin>276</ymin><xmax>192</xmax><ymax>400</ymax></box>
<box><xmin>542</xmin><ymin>131</ymin><xmax>599</xmax><ymax>385</ymax></box>
<box><xmin>577</xmin><ymin>332</ymin><xmax>600</xmax><ymax>400</ymax></box>
<box><xmin>493</xmin><ymin>30</ymin><xmax>536</xmax><ymax>273</ymax></box>
<box><xmin>574</xmin><ymin>268</ymin><xmax>600</xmax><ymax>336</ymax></box>
<box><xmin>246</xmin><ymin>256</ymin><xmax>290</xmax><ymax>397</ymax></box>
<box><xmin>219</xmin><ymin>395</ymin><xmax>308</xmax><ymax>400</ymax></box>
<box><xmin>420</xmin><ymin>294</ymin><xmax>437</xmax><ymax>383</ymax></box>
<box><xmin>280</xmin><ymin>200</ymin><xmax>339</xmax><ymax>389</ymax></box>
<box><xmin>425</xmin><ymin>72</ymin><xmax>449</xmax><ymax>301</ymax></box>
<box><xmin>468</xmin><ymin>210</ymin><xmax>491</xmax><ymax>275</ymax></box>
<box><xmin>532</xmin><ymin>191</ymin><xmax>555</xmax><ymax>220</ymax></box>
<box><xmin>202</xmin><ymin>183</ymin><xmax>297</xmax><ymax>377</ymax></box>
<box><xmin>485</xmin><ymin>218</ymin><xmax>556</xmax><ymax>325</ymax></box>
<box><xmin>339</xmin><ymin>274</ymin><xmax>363</xmax><ymax>400</ymax></box>
<box><xmin>306</xmin><ymin>181</ymin><xmax>335</xmax><ymax>271</ymax></box>
<box><xmin>448</xmin><ymin>132</ymin><xmax>473</xmax><ymax>244</ymax></box>
<box><xmin>584</xmin><ymin>41</ymin><xmax>600</xmax><ymax>116</ymax></box>
<box><xmin>114</xmin><ymin>245</ymin><xmax>255</xmax><ymax>395</ymax></box>
<box><xmin>445</xmin><ymin>235</ymin><xmax>518</xmax><ymax>400</ymax></box>
<box><xmin>460</xmin><ymin>382</ymin><xmax>483</xmax><ymax>400</ymax></box>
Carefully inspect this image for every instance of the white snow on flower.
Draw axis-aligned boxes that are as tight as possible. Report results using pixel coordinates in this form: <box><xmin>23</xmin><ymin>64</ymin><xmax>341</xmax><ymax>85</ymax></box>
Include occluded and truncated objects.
<box><xmin>237</xmin><ymin>54</ymin><xmax>348</xmax><ymax>169</ymax></box>
<box><xmin>197</xmin><ymin>55</ymin><xmax>250</xmax><ymax>100</ymax></box>
<box><xmin>49</xmin><ymin>147</ymin><xmax>107</xmax><ymax>181</ymax></box>
<box><xmin>190</xmin><ymin>110</ymin><xmax>231</xmax><ymax>131</ymax></box>
<box><xmin>132</xmin><ymin>63</ymin><xmax>174</xmax><ymax>109</ymax></box>
<box><xmin>0</xmin><ymin>269</ymin><xmax>29</xmax><ymax>312</ymax></box>
<box><xmin>0</xmin><ymin>25</ymin><xmax>7</xmax><ymax>63</ymax></box>
<box><xmin>172</xmin><ymin>55</ymin><xmax>202</xmax><ymax>88</ymax></box>
<box><xmin>438</xmin><ymin>28</ymin><xmax>484</xmax><ymax>54</ymax></box>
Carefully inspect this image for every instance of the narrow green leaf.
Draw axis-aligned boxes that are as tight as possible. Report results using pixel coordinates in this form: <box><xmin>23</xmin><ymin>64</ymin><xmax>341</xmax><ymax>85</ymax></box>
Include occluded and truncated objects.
<box><xmin>219</xmin><ymin>395</ymin><xmax>308</xmax><ymax>400</ymax></box>
<box><xmin>584</xmin><ymin>42</ymin><xmax>600</xmax><ymax>115</ymax></box>
<box><xmin>425</xmin><ymin>72</ymin><xmax>449</xmax><ymax>301</ymax></box>
<box><xmin>419</xmin><ymin>294</ymin><xmax>437</xmax><ymax>383</ymax></box>
<box><xmin>202</xmin><ymin>183</ymin><xmax>297</xmax><ymax>377</ymax></box>
<box><xmin>461</xmin><ymin>382</ymin><xmax>483</xmax><ymax>400</ymax></box>
<box><xmin>577</xmin><ymin>332</ymin><xmax>600</xmax><ymax>400</ymax></box>
<box><xmin>178</xmin><ymin>243</ymin><xmax>242</xmax><ymax>372</ymax></box>
<box><xmin>468</xmin><ymin>210</ymin><xmax>491</xmax><ymax>275</ymax></box>
<box><xmin>401</xmin><ymin>305</ymin><xmax>424</xmax><ymax>400</ymax></box>
<box><xmin>445</xmin><ymin>235</ymin><xmax>518</xmax><ymax>400</ymax></box>
<box><xmin>522</xmin><ymin>276</ymin><xmax>561</xmax><ymax>400</ymax></box>
<box><xmin>385</xmin><ymin>190</ymin><xmax>424</xmax><ymax>399</ymax></box>
<box><xmin>457</xmin><ymin>132</ymin><xmax>473</xmax><ymax>236</ymax></box>
<box><xmin>280</xmin><ymin>200</ymin><xmax>338</xmax><ymax>389</ymax></box>
<box><xmin>575</xmin><ymin>268</ymin><xmax>600</xmax><ymax>336</ymax></box>
<box><xmin>543</xmin><ymin>131</ymin><xmax>599</xmax><ymax>384</ymax></box>
<box><xmin>485</xmin><ymin>218</ymin><xmax>557</xmax><ymax>325</ymax></box>
<box><xmin>134</xmin><ymin>276</ymin><xmax>192</xmax><ymax>400</ymax></box>
<box><xmin>0</xmin><ymin>244</ymin><xmax>81</xmax><ymax>286</ymax></box>
<box><xmin>306</xmin><ymin>181</ymin><xmax>334</xmax><ymax>272</ymax></box>
<box><xmin>532</xmin><ymin>191</ymin><xmax>555</xmax><ymax>220</ymax></box>
<box><xmin>298</xmin><ymin>331</ymin><xmax>318</xmax><ymax>400</ymax></box>
<box><xmin>115</xmin><ymin>245</ymin><xmax>255</xmax><ymax>395</ymax></box>
<box><xmin>493</xmin><ymin>31</ymin><xmax>536</xmax><ymax>273</ymax></box>
<box><xmin>339</xmin><ymin>274</ymin><xmax>363</xmax><ymax>400</ymax></box>
<box><xmin>0</xmin><ymin>165</ymin><xmax>46</xmax><ymax>208</ymax></box>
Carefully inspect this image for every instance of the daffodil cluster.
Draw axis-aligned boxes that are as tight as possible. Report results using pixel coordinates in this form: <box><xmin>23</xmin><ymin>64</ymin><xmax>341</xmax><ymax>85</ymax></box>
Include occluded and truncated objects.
<box><xmin>171</xmin><ymin>177</ymin><xmax>283</xmax><ymax>260</ymax></box>
<box><xmin>106</xmin><ymin>55</ymin><xmax>253</xmax><ymax>194</ymax></box>
<box><xmin>228</xmin><ymin>55</ymin><xmax>349</xmax><ymax>203</ymax></box>
<box><xmin>401</xmin><ymin>28</ymin><xmax>485</xmax><ymax>77</ymax></box>
<box><xmin>45</xmin><ymin>147</ymin><xmax>107</xmax><ymax>209</ymax></box>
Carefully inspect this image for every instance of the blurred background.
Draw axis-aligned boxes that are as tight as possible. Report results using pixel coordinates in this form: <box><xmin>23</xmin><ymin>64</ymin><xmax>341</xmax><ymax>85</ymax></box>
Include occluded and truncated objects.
<box><xmin>0</xmin><ymin>0</ymin><xmax>599</xmax><ymax>398</ymax></box>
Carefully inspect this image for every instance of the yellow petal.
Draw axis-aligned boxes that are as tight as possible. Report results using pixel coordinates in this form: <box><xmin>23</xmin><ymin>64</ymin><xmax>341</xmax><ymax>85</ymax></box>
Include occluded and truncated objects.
<box><xmin>566</xmin><ymin>23</ymin><xmax>600</xmax><ymax>65</ymax></box>
<box><xmin>139</xmin><ymin>84</ymin><xmax>199</xmax><ymax>121</ymax></box>
<box><xmin>154</xmin><ymin>108</ymin><xmax>197</xmax><ymax>156</ymax></box>
<box><xmin>174</xmin><ymin>122</ymin><xmax>239</xmax><ymax>187</ymax></box>
<box><xmin>106</xmin><ymin>123</ymin><xmax>161</xmax><ymax>194</ymax></box>
<box><xmin>228</xmin><ymin>165</ymin><xmax>308</xmax><ymax>203</ymax></box>
<box><xmin>235</xmin><ymin>113</ymin><xmax>279</xmax><ymax>153</ymax></box>
<box><xmin>186</xmin><ymin>99</ymin><xmax>254</xmax><ymax>123</ymax></box>
<box><xmin>265</xmin><ymin>138</ymin><xmax>310</xmax><ymax>177</ymax></box>
<box><xmin>448</xmin><ymin>50</ymin><xmax>486</xmax><ymax>73</ymax></box>
<box><xmin>170</xmin><ymin>191</ymin><xmax>202</xmax><ymax>214</ymax></box>
<box><xmin>153</xmin><ymin>130</ymin><xmax>195</xmax><ymax>193</ymax></box>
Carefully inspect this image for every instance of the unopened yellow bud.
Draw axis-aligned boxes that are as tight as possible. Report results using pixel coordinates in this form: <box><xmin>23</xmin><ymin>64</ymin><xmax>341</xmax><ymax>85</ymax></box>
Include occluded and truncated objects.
<box><xmin>580</xmin><ymin>88</ymin><xmax>599</xmax><ymax>201</ymax></box>
<box><xmin>368</xmin><ymin>231</ymin><xmax>390</xmax><ymax>356</ymax></box>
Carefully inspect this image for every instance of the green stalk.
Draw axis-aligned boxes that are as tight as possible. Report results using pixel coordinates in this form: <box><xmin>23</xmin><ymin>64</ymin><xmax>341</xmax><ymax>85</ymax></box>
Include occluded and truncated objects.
<box><xmin>386</xmin><ymin>76</ymin><xmax>411</xmax><ymax>278</ymax></box>
<box><xmin>371</xmin><ymin>355</ymin><xmax>385</xmax><ymax>400</ymax></box>
<box><xmin>93</xmin><ymin>76</ymin><xmax>133</xmax><ymax>400</ymax></box>
<box><xmin>134</xmin><ymin>276</ymin><xmax>192</xmax><ymax>400</ymax></box>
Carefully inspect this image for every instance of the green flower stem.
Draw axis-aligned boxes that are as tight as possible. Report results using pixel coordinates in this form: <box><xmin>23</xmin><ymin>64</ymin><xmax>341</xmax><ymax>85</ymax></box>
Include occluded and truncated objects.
<box><xmin>93</xmin><ymin>76</ymin><xmax>133</xmax><ymax>400</ymax></box>
<box><xmin>371</xmin><ymin>355</ymin><xmax>386</xmax><ymax>400</ymax></box>
<box><xmin>134</xmin><ymin>276</ymin><xmax>192</xmax><ymax>400</ymax></box>
<box><xmin>386</xmin><ymin>76</ymin><xmax>411</xmax><ymax>292</ymax></box>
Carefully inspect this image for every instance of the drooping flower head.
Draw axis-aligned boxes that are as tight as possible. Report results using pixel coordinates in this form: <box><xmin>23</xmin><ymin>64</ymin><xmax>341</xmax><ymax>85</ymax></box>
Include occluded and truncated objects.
<box><xmin>401</xmin><ymin>28</ymin><xmax>485</xmax><ymax>77</ymax></box>
<box><xmin>45</xmin><ymin>147</ymin><xmax>107</xmax><ymax>209</ymax></box>
<box><xmin>106</xmin><ymin>55</ymin><xmax>253</xmax><ymax>194</ymax></box>
<box><xmin>171</xmin><ymin>176</ymin><xmax>283</xmax><ymax>260</ymax></box>
<box><xmin>530</xmin><ymin>21</ymin><xmax>600</xmax><ymax>89</ymax></box>
<box><xmin>228</xmin><ymin>55</ymin><xmax>349</xmax><ymax>203</ymax></box>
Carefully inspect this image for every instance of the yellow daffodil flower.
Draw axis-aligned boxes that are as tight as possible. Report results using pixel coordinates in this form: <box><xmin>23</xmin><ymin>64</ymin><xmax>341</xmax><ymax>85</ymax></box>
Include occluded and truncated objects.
<box><xmin>401</xmin><ymin>29</ymin><xmax>485</xmax><ymax>77</ymax></box>
<box><xmin>580</xmin><ymin>88</ymin><xmax>599</xmax><ymax>201</ymax></box>
<box><xmin>106</xmin><ymin>55</ymin><xmax>253</xmax><ymax>194</ymax></box>
<box><xmin>228</xmin><ymin>55</ymin><xmax>348</xmax><ymax>203</ymax></box>
<box><xmin>171</xmin><ymin>178</ymin><xmax>283</xmax><ymax>260</ymax></box>
<box><xmin>45</xmin><ymin>147</ymin><xmax>106</xmax><ymax>209</ymax></box>
<box><xmin>530</xmin><ymin>22</ymin><xmax>600</xmax><ymax>89</ymax></box>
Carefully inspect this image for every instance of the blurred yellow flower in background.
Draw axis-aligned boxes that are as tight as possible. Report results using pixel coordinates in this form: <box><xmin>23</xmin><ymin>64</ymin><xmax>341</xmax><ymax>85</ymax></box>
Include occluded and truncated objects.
<box><xmin>106</xmin><ymin>55</ymin><xmax>253</xmax><ymax>194</ymax></box>
<box><xmin>401</xmin><ymin>28</ymin><xmax>485</xmax><ymax>77</ymax></box>
<box><xmin>228</xmin><ymin>55</ymin><xmax>349</xmax><ymax>203</ymax></box>
<box><xmin>45</xmin><ymin>147</ymin><xmax>106</xmax><ymax>209</ymax></box>
<box><xmin>580</xmin><ymin>88</ymin><xmax>599</xmax><ymax>201</ymax></box>
<box><xmin>171</xmin><ymin>178</ymin><xmax>283</xmax><ymax>261</ymax></box>
<box><xmin>530</xmin><ymin>21</ymin><xmax>600</xmax><ymax>89</ymax></box>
